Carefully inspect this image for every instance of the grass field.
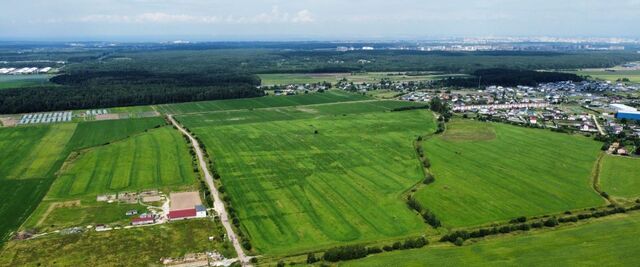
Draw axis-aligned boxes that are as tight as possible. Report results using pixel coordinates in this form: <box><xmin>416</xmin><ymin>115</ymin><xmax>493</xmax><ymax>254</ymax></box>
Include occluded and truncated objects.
<box><xmin>600</xmin><ymin>155</ymin><xmax>640</xmax><ymax>199</ymax></box>
<box><xmin>176</xmin><ymin>100</ymin><xmax>421</xmax><ymax>128</ymax></box>
<box><xmin>48</xmin><ymin>126</ymin><xmax>197</xmax><ymax>199</ymax></box>
<box><xmin>181</xmin><ymin>102</ymin><xmax>437</xmax><ymax>254</ymax></box>
<box><xmin>67</xmin><ymin>117</ymin><xmax>166</xmax><ymax>150</ymax></box>
<box><xmin>156</xmin><ymin>91</ymin><xmax>371</xmax><ymax>114</ymax></box>
<box><xmin>258</xmin><ymin>72</ymin><xmax>468</xmax><ymax>86</ymax></box>
<box><xmin>414</xmin><ymin>120</ymin><xmax>604</xmax><ymax>228</ymax></box>
<box><xmin>0</xmin><ymin>74</ymin><xmax>53</xmax><ymax>90</ymax></box>
<box><xmin>0</xmin><ymin>219</ymin><xmax>235</xmax><ymax>266</ymax></box>
<box><xmin>0</xmin><ymin>124</ymin><xmax>76</xmax><ymax>242</ymax></box>
<box><xmin>570</xmin><ymin>69</ymin><xmax>640</xmax><ymax>83</ymax></box>
<box><xmin>341</xmin><ymin>213</ymin><xmax>640</xmax><ymax>266</ymax></box>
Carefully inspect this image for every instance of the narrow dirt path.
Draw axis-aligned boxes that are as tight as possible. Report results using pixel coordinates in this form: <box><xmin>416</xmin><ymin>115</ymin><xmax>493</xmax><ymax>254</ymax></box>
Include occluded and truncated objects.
<box><xmin>168</xmin><ymin>115</ymin><xmax>252</xmax><ymax>266</ymax></box>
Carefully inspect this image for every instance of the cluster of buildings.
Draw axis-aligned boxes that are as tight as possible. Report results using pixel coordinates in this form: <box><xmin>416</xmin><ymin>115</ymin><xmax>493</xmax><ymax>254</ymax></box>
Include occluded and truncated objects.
<box><xmin>270</xmin><ymin>83</ymin><xmax>330</xmax><ymax>95</ymax></box>
<box><xmin>0</xmin><ymin>67</ymin><xmax>52</xmax><ymax>74</ymax></box>
<box><xmin>400</xmin><ymin>80</ymin><xmax>640</xmax><ymax>138</ymax></box>
<box><xmin>19</xmin><ymin>111</ymin><xmax>72</xmax><ymax>125</ymax></box>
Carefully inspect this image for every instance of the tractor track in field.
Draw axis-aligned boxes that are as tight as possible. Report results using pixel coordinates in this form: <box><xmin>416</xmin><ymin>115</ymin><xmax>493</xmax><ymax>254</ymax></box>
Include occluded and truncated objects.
<box><xmin>168</xmin><ymin>115</ymin><xmax>252</xmax><ymax>267</ymax></box>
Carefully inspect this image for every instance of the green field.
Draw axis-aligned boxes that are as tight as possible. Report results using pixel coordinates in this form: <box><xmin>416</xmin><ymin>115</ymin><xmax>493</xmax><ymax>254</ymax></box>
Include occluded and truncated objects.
<box><xmin>0</xmin><ymin>219</ymin><xmax>235</xmax><ymax>266</ymax></box>
<box><xmin>600</xmin><ymin>155</ymin><xmax>640</xmax><ymax>199</ymax></box>
<box><xmin>156</xmin><ymin>91</ymin><xmax>371</xmax><ymax>114</ymax></box>
<box><xmin>258</xmin><ymin>72</ymin><xmax>468</xmax><ymax>86</ymax></box>
<box><xmin>0</xmin><ymin>124</ymin><xmax>76</xmax><ymax>242</ymax></box>
<box><xmin>342</xmin><ymin>213</ymin><xmax>640</xmax><ymax>267</ymax></box>
<box><xmin>48</xmin><ymin>126</ymin><xmax>197</xmax><ymax>199</ymax></box>
<box><xmin>0</xmin><ymin>118</ymin><xmax>187</xmax><ymax>241</ymax></box>
<box><xmin>0</xmin><ymin>74</ymin><xmax>53</xmax><ymax>90</ymax></box>
<box><xmin>176</xmin><ymin>100</ymin><xmax>421</xmax><ymax>128</ymax></box>
<box><xmin>571</xmin><ymin>69</ymin><xmax>640</xmax><ymax>83</ymax></box>
<box><xmin>181</xmin><ymin>102</ymin><xmax>437</xmax><ymax>254</ymax></box>
<box><xmin>67</xmin><ymin>117</ymin><xmax>166</xmax><ymax>150</ymax></box>
<box><xmin>414</xmin><ymin>120</ymin><xmax>604</xmax><ymax>228</ymax></box>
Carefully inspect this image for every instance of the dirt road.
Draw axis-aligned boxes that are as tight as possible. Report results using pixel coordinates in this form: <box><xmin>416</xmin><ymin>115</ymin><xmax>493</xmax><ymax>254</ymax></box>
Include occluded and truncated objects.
<box><xmin>168</xmin><ymin>115</ymin><xmax>252</xmax><ymax>266</ymax></box>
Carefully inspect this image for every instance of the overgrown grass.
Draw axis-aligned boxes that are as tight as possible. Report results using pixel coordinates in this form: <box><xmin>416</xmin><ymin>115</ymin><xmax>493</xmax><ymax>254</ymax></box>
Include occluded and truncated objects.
<box><xmin>0</xmin><ymin>219</ymin><xmax>236</xmax><ymax>266</ymax></box>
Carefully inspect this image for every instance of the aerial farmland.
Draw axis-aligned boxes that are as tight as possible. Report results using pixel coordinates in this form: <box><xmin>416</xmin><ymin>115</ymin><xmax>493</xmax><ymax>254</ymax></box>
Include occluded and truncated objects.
<box><xmin>1</xmin><ymin>37</ymin><xmax>640</xmax><ymax>267</ymax></box>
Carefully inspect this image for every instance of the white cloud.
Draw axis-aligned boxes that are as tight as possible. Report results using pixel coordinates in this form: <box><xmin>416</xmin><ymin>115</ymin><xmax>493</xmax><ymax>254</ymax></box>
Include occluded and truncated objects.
<box><xmin>76</xmin><ymin>6</ymin><xmax>313</xmax><ymax>25</ymax></box>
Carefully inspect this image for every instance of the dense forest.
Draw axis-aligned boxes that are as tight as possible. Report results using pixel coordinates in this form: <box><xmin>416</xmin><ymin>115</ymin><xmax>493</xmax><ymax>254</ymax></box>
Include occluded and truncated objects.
<box><xmin>435</xmin><ymin>68</ymin><xmax>584</xmax><ymax>87</ymax></box>
<box><xmin>0</xmin><ymin>71</ymin><xmax>262</xmax><ymax>114</ymax></box>
<box><xmin>56</xmin><ymin>47</ymin><xmax>640</xmax><ymax>75</ymax></box>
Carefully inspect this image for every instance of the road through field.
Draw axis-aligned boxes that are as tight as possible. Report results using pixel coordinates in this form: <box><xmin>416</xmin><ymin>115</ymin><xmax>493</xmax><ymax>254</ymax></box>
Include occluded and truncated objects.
<box><xmin>168</xmin><ymin>115</ymin><xmax>251</xmax><ymax>266</ymax></box>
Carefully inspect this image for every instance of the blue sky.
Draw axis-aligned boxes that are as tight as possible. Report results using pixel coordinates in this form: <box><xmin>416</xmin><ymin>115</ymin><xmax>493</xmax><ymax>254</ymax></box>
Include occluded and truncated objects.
<box><xmin>1</xmin><ymin>0</ymin><xmax>639</xmax><ymax>41</ymax></box>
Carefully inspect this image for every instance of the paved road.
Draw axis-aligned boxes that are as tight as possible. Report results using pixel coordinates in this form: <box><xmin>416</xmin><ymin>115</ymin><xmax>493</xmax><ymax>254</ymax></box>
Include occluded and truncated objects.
<box><xmin>168</xmin><ymin>115</ymin><xmax>251</xmax><ymax>266</ymax></box>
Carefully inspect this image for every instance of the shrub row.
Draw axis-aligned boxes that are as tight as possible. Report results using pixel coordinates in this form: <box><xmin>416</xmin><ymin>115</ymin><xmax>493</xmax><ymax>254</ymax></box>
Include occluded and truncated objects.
<box><xmin>441</xmin><ymin>206</ymin><xmax>635</xmax><ymax>245</ymax></box>
<box><xmin>322</xmin><ymin>237</ymin><xmax>428</xmax><ymax>262</ymax></box>
<box><xmin>407</xmin><ymin>196</ymin><xmax>442</xmax><ymax>228</ymax></box>
<box><xmin>391</xmin><ymin>105</ymin><xmax>429</xmax><ymax>112</ymax></box>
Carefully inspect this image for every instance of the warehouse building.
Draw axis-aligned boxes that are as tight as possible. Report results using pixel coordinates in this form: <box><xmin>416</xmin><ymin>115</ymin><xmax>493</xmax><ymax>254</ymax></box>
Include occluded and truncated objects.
<box><xmin>616</xmin><ymin>110</ymin><xmax>640</xmax><ymax>121</ymax></box>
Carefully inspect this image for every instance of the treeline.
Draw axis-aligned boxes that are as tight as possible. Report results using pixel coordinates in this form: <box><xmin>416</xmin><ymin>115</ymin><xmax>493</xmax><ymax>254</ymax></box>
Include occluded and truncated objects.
<box><xmin>436</xmin><ymin>68</ymin><xmax>584</xmax><ymax>87</ymax></box>
<box><xmin>319</xmin><ymin>237</ymin><xmax>429</xmax><ymax>262</ymax></box>
<box><xmin>0</xmin><ymin>71</ymin><xmax>263</xmax><ymax>114</ymax></box>
<box><xmin>441</xmin><ymin>204</ymin><xmax>639</xmax><ymax>246</ymax></box>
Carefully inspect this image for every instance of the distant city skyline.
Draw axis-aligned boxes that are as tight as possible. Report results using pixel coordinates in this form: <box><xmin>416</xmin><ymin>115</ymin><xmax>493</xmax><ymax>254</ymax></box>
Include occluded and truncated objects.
<box><xmin>1</xmin><ymin>0</ymin><xmax>640</xmax><ymax>41</ymax></box>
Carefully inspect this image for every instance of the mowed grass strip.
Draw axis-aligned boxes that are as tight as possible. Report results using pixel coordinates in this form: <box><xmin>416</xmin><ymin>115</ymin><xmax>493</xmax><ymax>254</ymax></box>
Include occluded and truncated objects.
<box><xmin>600</xmin><ymin>155</ymin><xmax>640</xmax><ymax>199</ymax></box>
<box><xmin>184</xmin><ymin>109</ymin><xmax>437</xmax><ymax>254</ymax></box>
<box><xmin>341</xmin><ymin>213</ymin><xmax>640</xmax><ymax>267</ymax></box>
<box><xmin>156</xmin><ymin>90</ymin><xmax>371</xmax><ymax>114</ymax></box>
<box><xmin>48</xmin><ymin>126</ymin><xmax>197</xmax><ymax>199</ymax></box>
<box><xmin>415</xmin><ymin>120</ymin><xmax>604</xmax><ymax>228</ymax></box>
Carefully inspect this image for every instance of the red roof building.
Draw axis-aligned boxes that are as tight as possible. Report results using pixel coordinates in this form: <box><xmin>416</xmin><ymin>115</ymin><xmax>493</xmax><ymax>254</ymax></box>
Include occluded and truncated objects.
<box><xmin>131</xmin><ymin>216</ymin><xmax>155</xmax><ymax>226</ymax></box>
<box><xmin>168</xmin><ymin>209</ymin><xmax>197</xmax><ymax>220</ymax></box>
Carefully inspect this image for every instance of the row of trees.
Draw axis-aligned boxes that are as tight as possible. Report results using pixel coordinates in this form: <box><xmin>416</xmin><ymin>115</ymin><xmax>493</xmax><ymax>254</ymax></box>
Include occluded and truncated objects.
<box><xmin>320</xmin><ymin>237</ymin><xmax>429</xmax><ymax>262</ymax></box>
<box><xmin>406</xmin><ymin>195</ymin><xmax>442</xmax><ymax>228</ymax></box>
<box><xmin>441</xmin><ymin>205</ymin><xmax>634</xmax><ymax>246</ymax></box>
<box><xmin>435</xmin><ymin>68</ymin><xmax>584</xmax><ymax>87</ymax></box>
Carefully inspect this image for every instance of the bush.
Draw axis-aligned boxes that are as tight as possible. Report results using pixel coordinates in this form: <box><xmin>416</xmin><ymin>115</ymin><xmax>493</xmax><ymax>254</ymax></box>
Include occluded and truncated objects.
<box><xmin>454</xmin><ymin>237</ymin><xmax>464</xmax><ymax>246</ymax></box>
<box><xmin>323</xmin><ymin>245</ymin><xmax>368</xmax><ymax>262</ymax></box>
<box><xmin>544</xmin><ymin>217</ymin><xmax>559</xmax><ymax>227</ymax></box>
<box><xmin>367</xmin><ymin>246</ymin><xmax>383</xmax><ymax>254</ymax></box>
<box><xmin>306</xmin><ymin>253</ymin><xmax>318</xmax><ymax>264</ymax></box>
<box><xmin>423</xmin><ymin>174</ymin><xmax>435</xmax><ymax>185</ymax></box>
<box><xmin>509</xmin><ymin>216</ymin><xmax>527</xmax><ymax>224</ymax></box>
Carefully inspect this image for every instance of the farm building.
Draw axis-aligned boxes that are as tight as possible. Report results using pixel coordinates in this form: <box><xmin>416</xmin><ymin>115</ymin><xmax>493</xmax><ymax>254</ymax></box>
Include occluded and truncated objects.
<box><xmin>131</xmin><ymin>214</ymin><xmax>155</xmax><ymax>225</ymax></box>
<box><xmin>169</xmin><ymin>205</ymin><xmax>207</xmax><ymax>221</ymax></box>
<box><xmin>168</xmin><ymin>191</ymin><xmax>207</xmax><ymax>221</ymax></box>
<box><xmin>616</xmin><ymin>111</ymin><xmax>640</xmax><ymax>121</ymax></box>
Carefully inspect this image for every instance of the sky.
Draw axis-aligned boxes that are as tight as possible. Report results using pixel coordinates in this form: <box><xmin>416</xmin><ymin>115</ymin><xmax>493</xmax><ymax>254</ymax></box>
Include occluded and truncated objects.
<box><xmin>1</xmin><ymin>0</ymin><xmax>640</xmax><ymax>41</ymax></box>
